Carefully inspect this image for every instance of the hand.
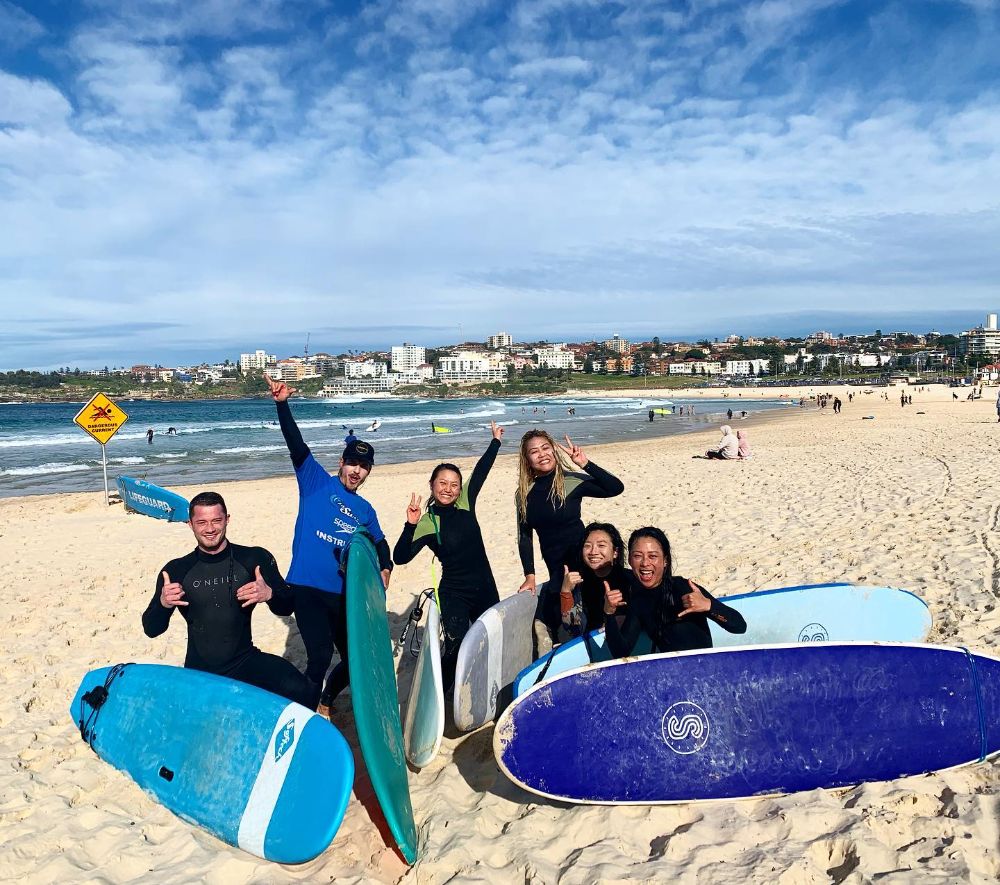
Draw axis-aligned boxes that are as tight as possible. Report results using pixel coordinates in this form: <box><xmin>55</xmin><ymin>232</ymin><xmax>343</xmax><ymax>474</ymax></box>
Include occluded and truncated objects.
<box><xmin>235</xmin><ymin>566</ymin><xmax>273</xmax><ymax>608</ymax></box>
<box><xmin>519</xmin><ymin>574</ymin><xmax>537</xmax><ymax>594</ymax></box>
<box><xmin>603</xmin><ymin>579</ymin><xmax>624</xmax><ymax>615</ymax></box>
<box><xmin>406</xmin><ymin>493</ymin><xmax>422</xmax><ymax>525</ymax></box>
<box><xmin>677</xmin><ymin>579</ymin><xmax>711</xmax><ymax>619</ymax></box>
<box><xmin>490</xmin><ymin>420</ymin><xmax>504</xmax><ymax>442</ymax></box>
<box><xmin>381</xmin><ymin>568</ymin><xmax>391</xmax><ymax>590</ymax></box>
<box><xmin>264</xmin><ymin>374</ymin><xmax>297</xmax><ymax>402</ymax></box>
<box><xmin>557</xmin><ymin>434</ymin><xmax>588</xmax><ymax>468</ymax></box>
<box><xmin>561</xmin><ymin>564</ymin><xmax>582</xmax><ymax>595</ymax></box>
<box><xmin>160</xmin><ymin>570</ymin><xmax>188</xmax><ymax>608</ymax></box>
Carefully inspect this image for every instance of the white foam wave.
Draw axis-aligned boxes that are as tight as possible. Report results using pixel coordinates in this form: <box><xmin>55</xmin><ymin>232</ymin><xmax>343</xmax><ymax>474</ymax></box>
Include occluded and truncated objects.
<box><xmin>1</xmin><ymin>462</ymin><xmax>91</xmax><ymax>477</ymax></box>
<box><xmin>110</xmin><ymin>457</ymin><xmax>147</xmax><ymax>465</ymax></box>
<box><xmin>212</xmin><ymin>445</ymin><xmax>287</xmax><ymax>454</ymax></box>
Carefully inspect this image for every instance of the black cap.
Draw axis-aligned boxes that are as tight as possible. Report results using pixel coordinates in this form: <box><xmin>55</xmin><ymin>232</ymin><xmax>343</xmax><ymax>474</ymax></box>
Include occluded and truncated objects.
<box><xmin>343</xmin><ymin>439</ymin><xmax>375</xmax><ymax>467</ymax></box>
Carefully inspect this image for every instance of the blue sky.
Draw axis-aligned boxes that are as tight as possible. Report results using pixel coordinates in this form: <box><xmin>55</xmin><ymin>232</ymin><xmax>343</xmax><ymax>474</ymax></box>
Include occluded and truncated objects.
<box><xmin>1</xmin><ymin>0</ymin><xmax>999</xmax><ymax>369</ymax></box>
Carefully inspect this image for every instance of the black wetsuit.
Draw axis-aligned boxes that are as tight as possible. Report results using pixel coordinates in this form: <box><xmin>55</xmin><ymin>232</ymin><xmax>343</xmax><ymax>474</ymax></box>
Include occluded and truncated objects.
<box><xmin>604</xmin><ymin>574</ymin><xmax>747</xmax><ymax>657</ymax></box>
<box><xmin>142</xmin><ymin>543</ymin><xmax>311</xmax><ymax>706</ymax></box>
<box><xmin>570</xmin><ymin>559</ymin><xmax>631</xmax><ymax>632</ymax></box>
<box><xmin>393</xmin><ymin>438</ymin><xmax>501</xmax><ymax>690</ymax></box>
<box><xmin>275</xmin><ymin>399</ymin><xmax>393</xmax><ymax>708</ymax></box>
<box><xmin>517</xmin><ymin>461</ymin><xmax>624</xmax><ymax>634</ymax></box>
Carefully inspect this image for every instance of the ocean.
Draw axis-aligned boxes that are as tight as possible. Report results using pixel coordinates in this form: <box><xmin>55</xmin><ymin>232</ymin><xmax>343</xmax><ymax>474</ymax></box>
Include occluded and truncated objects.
<box><xmin>0</xmin><ymin>394</ymin><xmax>794</xmax><ymax>498</ymax></box>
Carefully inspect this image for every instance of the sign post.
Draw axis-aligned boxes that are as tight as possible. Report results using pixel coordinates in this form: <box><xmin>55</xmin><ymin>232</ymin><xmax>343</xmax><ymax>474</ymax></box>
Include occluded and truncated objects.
<box><xmin>73</xmin><ymin>392</ymin><xmax>129</xmax><ymax>504</ymax></box>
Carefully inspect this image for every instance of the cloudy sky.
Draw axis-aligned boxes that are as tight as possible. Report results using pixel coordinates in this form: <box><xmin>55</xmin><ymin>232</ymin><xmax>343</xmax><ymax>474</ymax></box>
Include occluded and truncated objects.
<box><xmin>2</xmin><ymin>0</ymin><xmax>999</xmax><ymax>369</ymax></box>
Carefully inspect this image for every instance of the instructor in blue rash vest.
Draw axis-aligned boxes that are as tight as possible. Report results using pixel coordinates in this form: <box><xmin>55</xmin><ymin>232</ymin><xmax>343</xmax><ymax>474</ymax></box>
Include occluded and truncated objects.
<box><xmin>266</xmin><ymin>375</ymin><xmax>393</xmax><ymax>713</ymax></box>
<box><xmin>142</xmin><ymin>491</ymin><xmax>313</xmax><ymax>706</ymax></box>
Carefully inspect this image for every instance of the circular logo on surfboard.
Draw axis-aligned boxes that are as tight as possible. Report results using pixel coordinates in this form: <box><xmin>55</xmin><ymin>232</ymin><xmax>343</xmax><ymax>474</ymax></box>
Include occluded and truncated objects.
<box><xmin>661</xmin><ymin>701</ymin><xmax>710</xmax><ymax>755</ymax></box>
<box><xmin>797</xmin><ymin>622</ymin><xmax>829</xmax><ymax>642</ymax></box>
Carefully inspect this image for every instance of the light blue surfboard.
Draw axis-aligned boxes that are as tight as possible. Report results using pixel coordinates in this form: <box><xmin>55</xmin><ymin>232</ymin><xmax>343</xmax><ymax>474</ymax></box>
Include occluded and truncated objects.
<box><xmin>403</xmin><ymin>599</ymin><xmax>445</xmax><ymax>768</ymax></box>
<box><xmin>70</xmin><ymin>664</ymin><xmax>353</xmax><ymax>864</ymax></box>
<box><xmin>345</xmin><ymin>533</ymin><xmax>418</xmax><ymax>864</ymax></box>
<box><xmin>117</xmin><ymin>475</ymin><xmax>190</xmax><ymax>522</ymax></box>
<box><xmin>514</xmin><ymin>582</ymin><xmax>932</xmax><ymax>697</ymax></box>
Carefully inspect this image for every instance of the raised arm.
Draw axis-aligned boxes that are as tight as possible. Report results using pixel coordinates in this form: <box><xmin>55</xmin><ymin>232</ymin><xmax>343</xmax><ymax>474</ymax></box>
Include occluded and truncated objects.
<box><xmin>467</xmin><ymin>427</ymin><xmax>502</xmax><ymax>508</ymax></box>
<box><xmin>557</xmin><ymin>435</ymin><xmax>624</xmax><ymax>499</ymax></box>
<box><xmin>266</xmin><ymin>375</ymin><xmax>310</xmax><ymax>468</ymax></box>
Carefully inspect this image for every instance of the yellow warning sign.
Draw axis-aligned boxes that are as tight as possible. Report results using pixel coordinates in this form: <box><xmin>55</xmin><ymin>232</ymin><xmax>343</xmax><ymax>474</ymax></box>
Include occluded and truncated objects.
<box><xmin>74</xmin><ymin>392</ymin><xmax>129</xmax><ymax>445</ymax></box>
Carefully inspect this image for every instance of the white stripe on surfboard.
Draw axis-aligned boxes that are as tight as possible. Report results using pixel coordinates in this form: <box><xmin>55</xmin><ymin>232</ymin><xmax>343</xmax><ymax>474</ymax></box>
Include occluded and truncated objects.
<box><xmin>481</xmin><ymin>607</ymin><xmax>503</xmax><ymax>715</ymax></box>
<box><xmin>237</xmin><ymin>702</ymin><xmax>317</xmax><ymax>857</ymax></box>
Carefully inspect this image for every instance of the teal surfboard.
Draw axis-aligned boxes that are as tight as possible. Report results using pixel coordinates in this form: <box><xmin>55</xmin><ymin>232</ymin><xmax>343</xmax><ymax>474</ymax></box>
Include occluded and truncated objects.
<box><xmin>402</xmin><ymin>598</ymin><xmax>445</xmax><ymax>768</ymax></box>
<box><xmin>70</xmin><ymin>664</ymin><xmax>353</xmax><ymax>863</ymax></box>
<box><xmin>515</xmin><ymin>582</ymin><xmax>932</xmax><ymax>697</ymax></box>
<box><xmin>345</xmin><ymin>533</ymin><xmax>418</xmax><ymax>864</ymax></box>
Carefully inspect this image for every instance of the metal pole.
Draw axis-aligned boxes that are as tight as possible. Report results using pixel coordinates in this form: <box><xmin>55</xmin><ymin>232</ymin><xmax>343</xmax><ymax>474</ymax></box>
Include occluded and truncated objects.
<box><xmin>101</xmin><ymin>442</ymin><xmax>110</xmax><ymax>504</ymax></box>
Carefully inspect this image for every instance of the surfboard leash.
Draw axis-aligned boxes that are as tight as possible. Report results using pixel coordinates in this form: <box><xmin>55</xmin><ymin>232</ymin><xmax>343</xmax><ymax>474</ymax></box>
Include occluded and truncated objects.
<box><xmin>77</xmin><ymin>662</ymin><xmax>133</xmax><ymax>750</ymax></box>
<box><xmin>394</xmin><ymin>589</ymin><xmax>436</xmax><ymax>659</ymax></box>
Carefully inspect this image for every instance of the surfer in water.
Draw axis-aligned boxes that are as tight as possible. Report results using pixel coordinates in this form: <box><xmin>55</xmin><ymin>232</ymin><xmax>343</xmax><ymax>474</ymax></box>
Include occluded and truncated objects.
<box><xmin>514</xmin><ymin>430</ymin><xmax>624</xmax><ymax>654</ymax></box>
<box><xmin>558</xmin><ymin>522</ymin><xmax>629</xmax><ymax>640</ymax></box>
<box><xmin>603</xmin><ymin>527</ymin><xmax>746</xmax><ymax>657</ymax></box>
<box><xmin>392</xmin><ymin>421</ymin><xmax>504</xmax><ymax>691</ymax></box>
<box><xmin>265</xmin><ymin>375</ymin><xmax>393</xmax><ymax>715</ymax></box>
<box><xmin>344</xmin><ymin>428</ymin><xmax>358</xmax><ymax>445</ymax></box>
<box><xmin>141</xmin><ymin>491</ymin><xmax>312</xmax><ymax>706</ymax></box>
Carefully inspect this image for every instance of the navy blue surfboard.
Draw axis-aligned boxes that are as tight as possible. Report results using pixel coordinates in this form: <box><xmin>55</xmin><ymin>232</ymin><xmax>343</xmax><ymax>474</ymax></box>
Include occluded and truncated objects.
<box><xmin>71</xmin><ymin>664</ymin><xmax>354</xmax><ymax>863</ymax></box>
<box><xmin>495</xmin><ymin>643</ymin><xmax>1000</xmax><ymax>804</ymax></box>
<box><xmin>117</xmin><ymin>476</ymin><xmax>190</xmax><ymax>522</ymax></box>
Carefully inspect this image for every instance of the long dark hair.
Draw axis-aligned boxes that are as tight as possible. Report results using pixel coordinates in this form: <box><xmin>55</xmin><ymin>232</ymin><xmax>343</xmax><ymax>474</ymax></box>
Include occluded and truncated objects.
<box><xmin>428</xmin><ymin>462</ymin><xmax>463</xmax><ymax>509</ymax></box>
<box><xmin>627</xmin><ymin>526</ymin><xmax>675</xmax><ymax>643</ymax></box>
<box><xmin>580</xmin><ymin>522</ymin><xmax>624</xmax><ymax>575</ymax></box>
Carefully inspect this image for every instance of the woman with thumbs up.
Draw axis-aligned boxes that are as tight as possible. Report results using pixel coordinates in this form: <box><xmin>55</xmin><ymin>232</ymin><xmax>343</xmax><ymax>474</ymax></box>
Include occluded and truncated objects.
<box><xmin>604</xmin><ymin>526</ymin><xmax>747</xmax><ymax>658</ymax></box>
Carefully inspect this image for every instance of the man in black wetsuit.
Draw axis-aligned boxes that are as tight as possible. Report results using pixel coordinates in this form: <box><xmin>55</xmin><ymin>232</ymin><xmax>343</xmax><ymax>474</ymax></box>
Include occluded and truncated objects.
<box><xmin>142</xmin><ymin>491</ymin><xmax>313</xmax><ymax>706</ymax></box>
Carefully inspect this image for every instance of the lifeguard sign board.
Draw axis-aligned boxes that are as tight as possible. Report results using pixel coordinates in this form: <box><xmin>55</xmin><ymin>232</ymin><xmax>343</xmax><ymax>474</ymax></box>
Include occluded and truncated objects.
<box><xmin>74</xmin><ymin>393</ymin><xmax>129</xmax><ymax>445</ymax></box>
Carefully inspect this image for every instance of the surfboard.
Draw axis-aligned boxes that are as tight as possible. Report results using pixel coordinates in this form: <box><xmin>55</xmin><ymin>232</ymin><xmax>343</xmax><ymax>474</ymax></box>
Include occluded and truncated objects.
<box><xmin>70</xmin><ymin>663</ymin><xmax>353</xmax><ymax>863</ymax></box>
<box><xmin>116</xmin><ymin>476</ymin><xmax>190</xmax><ymax>522</ymax></box>
<box><xmin>402</xmin><ymin>599</ymin><xmax>444</xmax><ymax>768</ymax></box>
<box><xmin>514</xmin><ymin>582</ymin><xmax>931</xmax><ymax>697</ymax></box>
<box><xmin>366</xmin><ymin>419</ymin><xmax>381</xmax><ymax>432</ymax></box>
<box><xmin>496</xmin><ymin>642</ymin><xmax>1000</xmax><ymax>804</ymax></box>
<box><xmin>345</xmin><ymin>533</ymin><xmax>418</xmax><ymax>864</ymax></box>
<box><xmin>453</xmin><ymin>592</ymin><xmax>537</xmax><ymax>733</ymax></box>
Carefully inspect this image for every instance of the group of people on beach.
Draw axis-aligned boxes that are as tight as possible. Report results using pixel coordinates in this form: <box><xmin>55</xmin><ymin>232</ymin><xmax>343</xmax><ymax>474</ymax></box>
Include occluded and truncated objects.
<box><xmin>143</xmin><ymin>376</ymin><xmax>748</xmax><ymax>716</ymax></box>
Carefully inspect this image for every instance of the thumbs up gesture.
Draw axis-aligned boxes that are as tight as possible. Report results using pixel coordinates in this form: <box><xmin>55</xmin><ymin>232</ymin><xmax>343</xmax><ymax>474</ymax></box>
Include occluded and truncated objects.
<box><xmin>160</xmin><ymin>571</ymin><xmax>187</xmax><ymax>609</ymax></box>
<box><xmin>560</xmin><ymin>563</ymin><xmax>583</xmax><ymax>595</ymax></box>
<box><xmin>603</xmin><ymin>580</ymin><xmax>625</xmax><ymax>615</ymax></box>
<box><xmin>236</xmin><ymin>565</ymin><xmax>273</xmax><ymax>608</ymax></box>
<box><xmin>676</xmin><ymin>579</ymin><xmax>711</xmax><ymax>619</ymax></box>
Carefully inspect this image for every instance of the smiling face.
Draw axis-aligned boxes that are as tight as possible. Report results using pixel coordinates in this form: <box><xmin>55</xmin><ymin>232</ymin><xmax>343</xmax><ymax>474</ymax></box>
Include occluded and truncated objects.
<box><xmin>582</xmin><ymin>529</ymin><xmax>617</xmax><ymax>576</ymax></box>
<box><xmin>430</xmin><ymin>468</ymin><xmax>462</xmax><ymax>506</ymax></box>
<box><xmin>629</xmin><ymin>537</ymin><xmax>666</xmax><ymax>589</ymax></box>
<box><xmin>338</xmin><ymin>458</ymin><xmax>371</xmax><ymax>492</ymax></box>
<box><xmin>189</xmin><ymin>503</ymin><xmax>229</xmax><ymax>553</ymax></box>
<box><xmin>523</xmin><ymin>434</ymin><xmax>556</xmax><ymax>475</ymax></box>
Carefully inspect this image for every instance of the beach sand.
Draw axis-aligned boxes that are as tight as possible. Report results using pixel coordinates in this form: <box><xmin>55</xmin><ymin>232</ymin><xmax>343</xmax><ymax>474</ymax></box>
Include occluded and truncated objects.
<box><xmin>3</xmin><ymin>383</ymin><xmax>1000</xmax><ymax>883</ymax></box>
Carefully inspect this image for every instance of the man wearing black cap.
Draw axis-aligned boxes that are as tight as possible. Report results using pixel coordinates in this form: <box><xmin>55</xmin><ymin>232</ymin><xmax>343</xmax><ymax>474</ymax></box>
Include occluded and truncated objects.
<box><xmin>265</xmin><ymin>376</ymin><xmax>393</xmax><ymax>713</ymax></box>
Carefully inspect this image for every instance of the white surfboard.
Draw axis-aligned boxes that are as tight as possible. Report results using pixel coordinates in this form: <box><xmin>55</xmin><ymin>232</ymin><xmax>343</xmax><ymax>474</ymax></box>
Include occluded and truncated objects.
<box><xmin>402</xmin><ymin>600</ymin><xmax>444</xmax><ymax>768</ymax></box>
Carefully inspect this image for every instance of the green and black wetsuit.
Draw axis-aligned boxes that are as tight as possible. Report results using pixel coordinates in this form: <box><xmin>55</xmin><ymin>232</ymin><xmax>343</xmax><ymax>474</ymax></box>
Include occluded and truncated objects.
<box><xmin>393</xmin><ymin>438</ymin><xmax>501</xmax><ymax>690</ymax></box>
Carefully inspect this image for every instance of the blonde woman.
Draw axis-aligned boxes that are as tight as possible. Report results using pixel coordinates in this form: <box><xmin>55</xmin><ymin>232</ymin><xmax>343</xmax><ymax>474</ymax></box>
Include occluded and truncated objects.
<box><xmin>515</xmin><ymin>430</ymin><xmax>624</xmax><ymax>648</ymax></box>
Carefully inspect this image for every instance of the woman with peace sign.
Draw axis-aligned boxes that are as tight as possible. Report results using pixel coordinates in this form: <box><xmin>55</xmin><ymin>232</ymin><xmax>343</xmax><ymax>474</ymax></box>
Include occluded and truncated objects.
<box><xmin>392</xmin><ymin>421</ymin><xmax>504</xmax><ymax>691</ymax></box>
<box><xmin>514</xmin><ymin>430</ymin><xmax>624</xmax><ymax>649</ymax></box>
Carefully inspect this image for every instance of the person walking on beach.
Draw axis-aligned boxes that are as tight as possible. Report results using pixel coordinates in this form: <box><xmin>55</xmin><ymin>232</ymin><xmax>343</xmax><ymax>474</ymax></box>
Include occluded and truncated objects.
<box><xmin>142</xmin><ymin>491</ymin><xmax>312</xmax><ymax>706</ymax></box>
<box><xmin>393</xmin><ymin>422</ymin><xmax>503</xmax><ymax>691</ymax></box>
<box><xmin>515</xmin><ymin>430</ymin><xmax>624</xmax><ymax>652</ymax></box>
<box><xmin>265</xmin><ymin>375</ymin><xmax>393</xmax><ymax>714</ymax></box>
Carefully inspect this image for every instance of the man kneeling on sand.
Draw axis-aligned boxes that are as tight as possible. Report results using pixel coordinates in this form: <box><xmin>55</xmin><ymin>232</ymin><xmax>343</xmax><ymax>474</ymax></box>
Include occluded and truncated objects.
<box><xmin>142</xmin><ymin>491</ymin><xmax>313</xmax><ymax>706</ymax></box>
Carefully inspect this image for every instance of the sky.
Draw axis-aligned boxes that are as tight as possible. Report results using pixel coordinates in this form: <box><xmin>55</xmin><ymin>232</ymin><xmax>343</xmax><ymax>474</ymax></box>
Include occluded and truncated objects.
<box><xmin>1</xmin><ymin>0</ymin><xmax>999</xmax><ymax>369</ymax></box>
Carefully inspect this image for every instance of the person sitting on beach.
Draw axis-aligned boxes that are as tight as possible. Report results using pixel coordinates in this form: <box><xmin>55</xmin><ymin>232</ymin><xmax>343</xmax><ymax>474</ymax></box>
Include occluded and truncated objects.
<box><xmin>705</xmin><ymin>425</ymin><xmax>739</xmax><ymax>459</ymax></box>
<box><xmin>265</xmin><ymin>375</ymin><xmax>393</xmax><ymax>715</ymax></box>
<box><xmin>142</xmin><ymin>491</ymin><xmax>312</xmax><ymax>707</ymax></box>
<box><xmin>737</xmin><ymin>429</ymin><xmax>752</xmax><ymax>460</ymax></box>
<box><xmin>392</xmin><ymin>422</ymin><xmax>503</xmax><ymax>691</ymax></box>
<box><xmin>603</xmin><ymin>527</ymin><xmax>746</xmax><ymax>657</ymax></box>
<box><xmin>558</xmin><ymin>522</ymin><xmax>629</xmax><ymax>640</ymax></box>
<box><xmin>514</xmin><ymin>430</ymin><xmax>624</xmax><ymax>654</ymax></box>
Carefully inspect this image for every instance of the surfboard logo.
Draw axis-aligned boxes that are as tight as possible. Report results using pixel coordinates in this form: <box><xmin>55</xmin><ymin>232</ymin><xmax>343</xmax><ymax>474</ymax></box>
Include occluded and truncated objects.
<box><xmin>661</xmin><ymin>701</ymin><xmax>710</xmax><ymax>755</ymax></box>
<box><xmin>798</xmin><ymin>622</ymin><xmax>829</xmax><ymax>642</ymax></box>
<box><xmin>274</xmin><ymin>718</ymin><xmax>295</xmax><ymax>762</ymax></box>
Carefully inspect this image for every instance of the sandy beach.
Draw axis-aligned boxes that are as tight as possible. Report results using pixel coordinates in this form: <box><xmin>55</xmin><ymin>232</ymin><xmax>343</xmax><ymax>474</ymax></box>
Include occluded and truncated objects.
<box><xmin>4</xmin><ymin>383</ymin><xmax>1000</xmax><ymax>884</ymax></box>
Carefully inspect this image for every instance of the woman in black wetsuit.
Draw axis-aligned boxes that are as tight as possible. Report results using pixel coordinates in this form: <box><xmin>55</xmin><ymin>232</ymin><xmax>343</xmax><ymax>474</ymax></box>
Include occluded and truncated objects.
<box><xmin>558</xmin><ymin>522</ymin><xmax>629</xmax><ymax>639</ymax></box>
<box><xmin>393</xmin><ymin>422</ymin><xmax>503</xmax><ymax>690</ymax></box>
<box><xmin>604</xmin><ymin>526</ymin><xmax>747</xmax><ymax>656</ymax></box>
<box><xmin>515</xmin><ymin>430</ymin><xmax>624</xmax><ymax>650</ymax></box>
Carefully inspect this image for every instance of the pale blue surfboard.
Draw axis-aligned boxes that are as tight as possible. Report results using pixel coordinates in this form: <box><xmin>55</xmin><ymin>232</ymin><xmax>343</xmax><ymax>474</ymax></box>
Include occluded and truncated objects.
<box><xmin>70</xmin><ymin>664</ymin><xmax>353</xmax><ymax>863</ymax></box>
<box><xmin>345</xmin><ymin>533</ymin><xmax>418</xmax><ymax>864</ymax></box>
<box><xmin>402</xmin><ymin>599</ymin><xmax>445</xmax><ymax>768</ymax></box>
<box><xmin>514</xmin><ymin>582</ymin><xmax>932</xmax><ymax>697</ymax></box>
<box><xmin>117</xmin><ymin>475</ymin><xmax>190</xmax><ymax>522</ymax></box>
